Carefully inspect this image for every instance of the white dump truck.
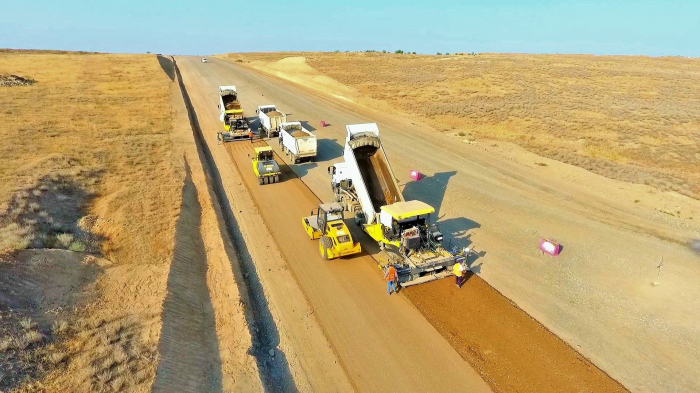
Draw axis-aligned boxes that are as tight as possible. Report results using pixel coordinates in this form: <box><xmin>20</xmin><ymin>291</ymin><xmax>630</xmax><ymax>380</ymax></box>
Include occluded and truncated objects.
<box><xmin>257</xmin><ymin>105</ymin><xmax>286</xmax><ymax>138</ymax></box>
<box><xmin>328</xmin><ymin>123</ymin><xmax>469</xmax><ymax>286</ymax></box>
<box><xmin>217</xmin><ymin>86</ymin><xmax>250</xmax><ymax>141</ymax></box>
<box><xmin>279</xmin><ymin>122</ymin><xmax>317</xmax><ymax>163</ymax></box>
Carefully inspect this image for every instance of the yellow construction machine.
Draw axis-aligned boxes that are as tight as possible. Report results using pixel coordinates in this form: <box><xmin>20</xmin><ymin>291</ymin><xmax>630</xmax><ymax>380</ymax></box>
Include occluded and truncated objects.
<box><xmin>302</xmin><ymin>202</ymin><xmax>361</xmax><ymax>260</ymax></box>
<box><xmin>251</xmin><ymin>146</ymin><xmax>281</xmax><ymax>185</ymax></box>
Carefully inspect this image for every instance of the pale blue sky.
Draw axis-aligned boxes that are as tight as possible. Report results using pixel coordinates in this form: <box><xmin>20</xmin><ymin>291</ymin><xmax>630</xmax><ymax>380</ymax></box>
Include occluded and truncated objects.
<box><xmin>1</xmin><ymin>0</ymin><xmax>698</xmax><ymax>56</ymax></box>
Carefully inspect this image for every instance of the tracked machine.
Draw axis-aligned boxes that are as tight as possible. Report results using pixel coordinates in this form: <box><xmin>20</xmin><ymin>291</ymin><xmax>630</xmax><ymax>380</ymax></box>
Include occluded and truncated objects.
<box><xmin>217</xmin><ymin>86</ymin><xmax>251</xmax><ymax>141</ymax></box>
<box><xmin>328</xmin><ymin>123</ymin><xmax>468</xmax><ymax>286</ymax></box>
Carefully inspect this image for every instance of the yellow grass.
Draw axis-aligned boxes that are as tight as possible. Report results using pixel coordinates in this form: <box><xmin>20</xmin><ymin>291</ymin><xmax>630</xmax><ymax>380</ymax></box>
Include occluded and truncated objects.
<box><xmin>0</xmin><ymin>51</ymin><xmax>181</xmax><ymax>391</ymax></box>
<box><xmin>228</xmin><ymin>52</ymin><xmax>700</xmax><ymax>198</ymax></box>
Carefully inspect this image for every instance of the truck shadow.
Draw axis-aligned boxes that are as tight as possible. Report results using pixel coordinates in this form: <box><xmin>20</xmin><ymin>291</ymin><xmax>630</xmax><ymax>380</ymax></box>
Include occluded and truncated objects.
<box><xmin>288</xmin><ymin>162</ymin><xmax>318</xmax><ymax>178</ymax></box>
<box><xmin>402</xmin><ymin>171</ymin><xmax>457</xmax><ymax>217</ymax></box>
<box><xmin>299</xmin><ymin>120</ymin><xmax>317</xmax><ymax>132</ymax></box>
<box><xmin>316</xmin><ymin>138</ymin><xmax>344</xmax><ymax>161</ymax></box>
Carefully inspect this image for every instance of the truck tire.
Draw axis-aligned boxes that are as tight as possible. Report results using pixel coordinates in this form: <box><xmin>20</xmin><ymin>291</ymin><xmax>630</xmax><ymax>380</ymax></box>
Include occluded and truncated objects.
<box><xmin>320</xmin><ymin>236</ymin><xmax>333</xmax><ymax>260</ymax></box>
<box><xmin>274</xmin><ymin>175</ymin><xmax>279</xmax><ymax>183</ymax></box>
<box><xmin>258</xmin><ymin>177</ymin><xmax>263</xmax><ymax>185</ymax></box>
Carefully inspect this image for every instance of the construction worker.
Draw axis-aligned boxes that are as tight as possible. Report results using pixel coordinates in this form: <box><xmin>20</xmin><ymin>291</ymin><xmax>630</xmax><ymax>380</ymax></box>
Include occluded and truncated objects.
<box><xmin>384</xmin><ymin>264</ymin><xmax>398</xmax><ymax>295</ymax></box>
<box><xmin>249</xmin><ymin>129</ymin><xmax>254</xmax><ymax>143</ymax></box>
<box><xmin>454</xmin><ymin>260</ymin><xmax>467</xmax><ymax>288</ymax></box>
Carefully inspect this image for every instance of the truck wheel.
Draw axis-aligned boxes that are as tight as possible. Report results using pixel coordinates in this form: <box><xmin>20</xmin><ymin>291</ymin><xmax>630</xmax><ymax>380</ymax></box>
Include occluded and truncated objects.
<box><xmin>320</xmin><ymin>236</ymin><xmax>333</xmax><ymax>260</ymax></box>
<box><xmin>274</xmin><ymin>175</ymin><xmax>279</xmax><ymax>183</ymax></box>
<box><xmin>258</xmin><ymin>177</ymin><xmax>263</xmax><ymax>185</ymax></box>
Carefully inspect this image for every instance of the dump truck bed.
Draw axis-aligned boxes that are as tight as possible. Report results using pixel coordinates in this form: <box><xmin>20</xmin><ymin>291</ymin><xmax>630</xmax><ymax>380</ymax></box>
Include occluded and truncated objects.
<box><xmin>343</xmin><ymin>124</ymin><xmax>403</xmax><ymax>223</ymax></box>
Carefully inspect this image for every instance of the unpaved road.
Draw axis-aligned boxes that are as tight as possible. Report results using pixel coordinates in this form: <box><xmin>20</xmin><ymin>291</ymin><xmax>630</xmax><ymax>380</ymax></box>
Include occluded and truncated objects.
<box><xmin>177</xmin><ymin>56</ymin><xmax>700</xmax><ymax>392</ymax></box>
<box><xmin>177</xmin><ymin>57</ymin><xmax>490</xmax><ymax>392</ymax></box>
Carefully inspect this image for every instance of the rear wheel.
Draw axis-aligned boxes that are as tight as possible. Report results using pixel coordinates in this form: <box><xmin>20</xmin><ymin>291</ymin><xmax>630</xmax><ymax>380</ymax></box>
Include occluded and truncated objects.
<box><xmin>274</xmin><ymin>175</ymin><xmax>279</xmax><ymax>183</ymax></box>
<box><xmin>320</xmin><ymin>236</ymin><xmax>333</xmax><ymax>260</ymax></box>
<box><xmin>258</xmin><ymin>177</ymin><xmax>263</xmax><ymax>185</ymax></box>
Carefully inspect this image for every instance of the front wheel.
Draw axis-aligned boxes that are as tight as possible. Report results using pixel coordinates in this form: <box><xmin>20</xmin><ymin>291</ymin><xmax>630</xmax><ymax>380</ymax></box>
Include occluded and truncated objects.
<box><xmin>320</xmin><ymin>236</ymin><xmax>333</xmax><ymax>260</ymax></box>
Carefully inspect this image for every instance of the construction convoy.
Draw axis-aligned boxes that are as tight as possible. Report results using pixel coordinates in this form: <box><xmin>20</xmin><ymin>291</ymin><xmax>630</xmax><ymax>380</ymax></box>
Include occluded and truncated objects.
<box><xmin>217</xmin><ymin>85</ymin><xmax>468</xmax><ymax>286</ymax></box>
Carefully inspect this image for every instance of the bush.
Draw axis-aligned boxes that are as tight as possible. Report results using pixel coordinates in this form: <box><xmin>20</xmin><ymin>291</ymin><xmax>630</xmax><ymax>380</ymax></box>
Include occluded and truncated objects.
<box><xmin>56</xmin><ymin>233</ymin><xmax>74</xmax><ymax>248</ymax></box>
<box><xmin>395</xmin><ymin>50</ymin><xmax>404</xmax><ymax>54</ymax></box>
<box><xmin>69</xmin><ymin>241</ymin><xmax>86</xmax><ymax>252</ymax></box>
<box><xmin>437</xmin><ymin>52</ymin><xmax>442</xmax><ymax>55</ymax></box>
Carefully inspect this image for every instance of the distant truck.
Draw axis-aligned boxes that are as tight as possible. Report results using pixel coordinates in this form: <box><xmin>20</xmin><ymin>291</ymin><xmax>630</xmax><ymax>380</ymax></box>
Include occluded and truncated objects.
<box><xmin>279</xmin><ymin>122</ymin><xmax>317</xmax><ymax>163</ymax></box>
<box><xmin>218</xmin><ymin>86</ymin><xmax>250</xmax><ymax>141</ymax></box>
<box><xmin>257</xmin><ymin>105</ymin><xmax>286</xmax><ymax>138</ymax></box>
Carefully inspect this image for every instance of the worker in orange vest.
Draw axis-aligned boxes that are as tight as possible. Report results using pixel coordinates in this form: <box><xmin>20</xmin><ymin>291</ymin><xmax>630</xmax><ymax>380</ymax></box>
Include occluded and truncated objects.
<box><xmin>454</xmin><ymin>260</ymin><xmax>467</xmax><ymax>288</ymax></box>
<box><xmin>384</xmin><ymin>265</ymin><xmax>398</xmax><ymax>295</ymax></box>
<box><xmin>249</xmin><ymin>130</ymin><xmax>254</xmax><ymax>143</ymax></box>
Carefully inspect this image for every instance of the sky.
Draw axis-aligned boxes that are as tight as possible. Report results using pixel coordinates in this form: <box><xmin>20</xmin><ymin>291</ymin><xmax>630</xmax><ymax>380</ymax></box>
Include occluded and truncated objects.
<box><xmin>1</xmin><ymin>0</ymin><xmax>698</xmax><ymax>56</ymax></box>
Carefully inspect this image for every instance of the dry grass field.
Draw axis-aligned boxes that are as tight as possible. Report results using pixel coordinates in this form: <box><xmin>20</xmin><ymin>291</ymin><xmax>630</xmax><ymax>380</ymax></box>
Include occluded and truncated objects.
<box><xmin>229</xmin><ymin>52</ymin><xmax>700</xmax><ymax>199</ymax></box>
<box><xmin>0</xmin><ymin>51</ymin><xmax>181</xmax><ymax>391</ymax></box>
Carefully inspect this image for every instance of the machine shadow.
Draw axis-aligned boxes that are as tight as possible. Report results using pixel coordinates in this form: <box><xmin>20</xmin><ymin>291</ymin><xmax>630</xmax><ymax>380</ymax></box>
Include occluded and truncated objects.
<box><xmin>401</xmin><ymin>171</ymin><xmax>457</xmax><ymax>217</ymax></box>
<box><xmin>316</xmin><ymin>138</ymin><xmax>344</xmax><ymax>161</ymax></box>
<box><xmin>156</xmin><ymin>54</ymin><xmax>175</xmax><ymax>81</ymax></box>
<box><xmin>173</xmin><ymin>59</ymin><xmax>298</xmax><ymax>391</ymax></box>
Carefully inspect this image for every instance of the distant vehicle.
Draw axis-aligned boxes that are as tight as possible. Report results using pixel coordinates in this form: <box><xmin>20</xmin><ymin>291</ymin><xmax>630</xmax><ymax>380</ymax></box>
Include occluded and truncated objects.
<box><xmin>201</xmin><ymin>58</ymin><xmax>207</xmax><ymax>63</ymax></box>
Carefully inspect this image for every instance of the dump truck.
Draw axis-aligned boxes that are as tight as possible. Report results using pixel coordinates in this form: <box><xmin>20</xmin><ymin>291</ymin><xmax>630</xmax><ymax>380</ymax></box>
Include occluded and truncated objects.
<box><xmin>257</xmin><ymin>105</ymin><xmax>286</xmax><ymax>138</ymax></box>
<box><xmin>218</xmin><ymin>86</ymin><xmax>250</xmax><ymax>141</ymax></box>
<box><xmin>279</xmin><ymin>122</ymin><xmax>317</xmax><ymax>163</ymax></box>
<box><xmin>302</xmin><ymin>202</ymin><xmax>362</xmax><ymax>259</ymax></box>
<box><xmin>328</xmin><ymin>123</ymin><xmax>468</xmax><ymax>286</ymax></box>
<box><xmin>251</xmin><ymin>146</ymin><xmax>281</xmax><ymax>184</ymax></box>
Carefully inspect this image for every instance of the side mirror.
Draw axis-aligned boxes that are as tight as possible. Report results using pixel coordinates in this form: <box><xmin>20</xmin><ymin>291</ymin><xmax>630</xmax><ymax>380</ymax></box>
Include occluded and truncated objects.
<box><xmin>327</xmin><ymin>167</ymin><xmax>331</xmax><ymax>174</ymax></box>
<box><xmin>247</xmin><ymin>153</ymin><xmax>250</xmax><ymax>158</ymax></box>
<box><xmin>256</xmin><ymin>109</ymin><xmax>259</xmax><ymax>113</ymax></box>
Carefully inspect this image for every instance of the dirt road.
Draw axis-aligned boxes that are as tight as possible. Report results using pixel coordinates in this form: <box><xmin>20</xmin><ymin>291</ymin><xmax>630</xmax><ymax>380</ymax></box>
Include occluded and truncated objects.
<box><xmin>176</xmin><ymin>58</ymin><xmax>491</xmax><ymax>391</ymax></box>
<box><xmin>177</xmin><ymin>56</ymin><xmax>699</xmax><ymax>392</ymax></box>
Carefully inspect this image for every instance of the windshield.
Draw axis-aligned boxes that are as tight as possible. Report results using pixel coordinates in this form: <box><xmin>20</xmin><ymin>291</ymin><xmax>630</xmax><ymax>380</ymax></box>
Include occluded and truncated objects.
<box><xmin>327</xmin><ymin>212</ymin><xmax>342</xmax><ymax>221</ymax></box>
